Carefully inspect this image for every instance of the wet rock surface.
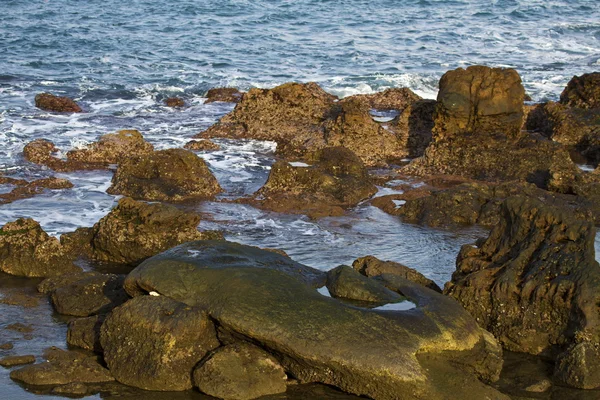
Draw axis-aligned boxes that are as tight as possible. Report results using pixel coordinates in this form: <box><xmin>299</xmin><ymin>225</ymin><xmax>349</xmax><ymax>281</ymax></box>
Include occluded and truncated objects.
<box><xmin>193</xmin><ymin>342</ymin><xmax>288</xmax><ymax>400</ymax></box>
<box><xmin>352</xmin><ymin>255</ymin><xmax>442</xmax><ymax>292</ymax></box>
<box><xmin>445</xmin><ymin>196</ymin><xmax>600</xmax><ymax>388</ymax></box>
<box><xmin>66</xmin><ymin>129</ymin><xmax>154</xmax><ymax>165</ymax></box>
<box><xmin>345</xmin><ymin>87</ymin><xmax>422</xmax><ymax>110</ymax></box>
<box><xmin>183</xmin><ymin>139</ymin><xmax>221</xmax><ymax>151</ymax></box>
<box><xmin>0</xmin><ymin>176</ymin><xmax>73</xmax><ymax>205</ymax></box>
<box><xmin>247</xmin><ymin>147</ymin><xmax>377</xmax><ymax>218</ymax></box>
<box><xmin>89</xmin><ymin>197</ymin><xmax>221</xmax><ymax>265</ymax></box>
<box><xmin>0</xmin><ymin>355</ymin><xmax>36</xmax><ymax>367</ymax></box>
<box><xmin>108</xmin><ymin>148</ymin><xmax>222</xmax><ymax>201</ymax></box>
<box><xmin>205</xmin><ymin>87</ymin><xmax>244</xmax><ymax>103</ymax></box>
<box><xmin>67</xmin><ymin>315</ymin><xmax>104</xmax><ymax>353</ymax></box>
<box><xmin>100</xmin><ymin>295</ymin><xmax>220</xmax><ymax>391</ymax></box>
<box><xmin>34</xmin><ymin>93</ymin><xmax>82</xmax><ymax>113</ymax></box>
<box><xmin>0</xmin><ymin>218</ymin><xmax>80</xmax><ymax>278</ymax></box>
<box><xmin>325</xmin><ymin>265</ymin><xmax>404</xmax><ymax>305</ymax></box>
<box><xmin>123</xmin><ymin>240</ymin><xmax>506</xmax><ymax>400</ymax></box>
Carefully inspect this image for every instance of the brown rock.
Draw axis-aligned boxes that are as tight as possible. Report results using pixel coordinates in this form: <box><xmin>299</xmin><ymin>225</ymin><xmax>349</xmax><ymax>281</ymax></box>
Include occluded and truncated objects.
<box><xmin>10</xmin><ymin>348</ymin><xmax>113</xmax><ymax>386</ymax></box>
<box><xmin>205</xmin><ymin>87</ymin><xmax>244</xmax><ymax>103</ymax></box>
<box><xmin>5</xmin><ymin>323</ymin><xmax>33</xmax><ymax>333</ymax></box>
<box><xmin>560</xmin><ymin>72</ymin><xmax>600</xmax><ymax>109</ymax></box>
<box><xmin>183</xmin><ymin>139</ymin><xmax>221</xmax><ymax>151</ymax></box>
<box><xmin>100</xmin><ymin>296</ymin><xmax>220</xmax><ymax>391</ymax></box>
<box><xmin>66</xmin><ymin>130</ymin><xmax>154</xmax><ymax>165</ymax></box>
<box><xmin>325</xmin><ymin>265</ymin><xmax>404</xmax><ymax>305</ymax></box>
<box><xmin>51</xmin><ymin>382</ymin><xmax>88</xmax><ymax>396</ymax></box>
<box><xmin>445</xmin><ymin>196</ymin><xmax>600</xmax><ymax>388</ymax></box>
<box><xmin>0</xmin><ymin>177</ymin><xmax>73</xmax><ymax>206</ymax></box>
<box><xmin>345</xmin><ymin>87</ymin><xmax>422</xmax><ymax>110</ymax></box>
<box><xmin>433</xmin><ymin>65</ymin><xmax>525</xmax><ymax>139</ymax></box>
<box><xmin>0</xmin><ymin>342</ymin><xmax>13</xmax><ymax>350</ymax></box>
<box><xmin>352</xmin><ymin>255</ymin><xmax>441</xmax><ymax>293</ymax></box>
<box><xmin>38</xmin><ymin>271</ymin><xmax>100</xmax><ymax>294</ymax></box>
<box><xmin>89</xmin><ymin>197</ymin><xmax>219</xmax><ymax>265</ymax></box>
<box><xmin>23</xmin><ymin>139</ymin><xmax>61</xmax><ymax>166</ymax></box>
<box><xmin>247</xmin><ymin>147</ymin><xmax>377</xmax><ymax>218</ymax></box>
<box><xmin>555</xmin><ymin>342</ymin><xmax>600</xmax><ymax>389</ymax></box>
<box><xmin>0</xmin><ymin>218</ymin><xmax>80</xmax><ymax>277</ymax></box>
<box><xmin>107</xmin><ymin>148</ymin><xmax>222</xmax><ymax>202</ymax></box>
<box><xmin>67</xmin><ymin>315</ymin><xmax>104</xmax><ymax>353</ymax></box>
<box><xmin>193</xmin><ymin>343</ymin><xmax>288</xmax><ymax>400</ymax></box>
<box><xmin>389</xmin><ymin>99</ymin><xmax>435</xmax><ymax>158</ymax></box>
<box><xmin>0</xmin><ymin>292</ymin><xmax>41</xmax><ymax>308</ymax></box>
<box><xmin>35</xmin><ymin>93</ymin><xmax>82</xmax><ymax>113</ymax></box>
<box><xmin>0</xmin><ymin>355</ymin><xmax>36</xmax><ymax>367</ymax></box>
<box><xmin>164</xmin><ymin>97</ymin><xmax>185</xmax><ymax>107</ymax></box>
<box><xmin>50</xmin><ymin>273</ymin><xmax>128</xmax><ymax>317</ymax></box>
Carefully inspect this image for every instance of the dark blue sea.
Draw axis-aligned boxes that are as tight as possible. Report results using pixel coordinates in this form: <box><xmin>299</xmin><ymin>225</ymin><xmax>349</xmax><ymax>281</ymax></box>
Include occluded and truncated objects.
<box><xmin>0</xmin><ymin>1</ymin><xmax>599</xmax><ymax>398</ymax></box>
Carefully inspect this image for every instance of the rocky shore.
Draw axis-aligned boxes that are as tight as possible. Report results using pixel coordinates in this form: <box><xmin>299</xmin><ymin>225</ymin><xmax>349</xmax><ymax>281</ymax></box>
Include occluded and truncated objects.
<box><xmin>1</xmin><ymin>67</ymin><xmax>600</xmax><ymax>399</ymax></box>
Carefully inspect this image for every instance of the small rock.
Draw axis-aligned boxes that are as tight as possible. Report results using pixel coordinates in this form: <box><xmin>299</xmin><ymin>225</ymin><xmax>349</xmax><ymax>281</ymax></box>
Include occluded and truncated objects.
<box><xmin>183</xmin><ymin>139</ymin><xmax>221</xmax><ymax>151</ymax></box>
<box><xmin>524</xmin><ymin>379</ymin><xmax>552</xmax><ymax>393</ymax></box>
<box><xmin>0</xmin><ymin>342</ymin><xmax>14</xmax><ymax>350</ymax></box>
<box><xmin>205</xmin><ymin>87</ymin><xmax>244</xmax><ymax>103</ymax></box>
<box><xmin>193</xmin><ymin>343</ymin><xmax>287</xmax><ymax>400</ymax></box>
<box><xmin>0</xmin><ymin>355</ymin><xmax>36</xmax><ymax>367</ymax></box>
<box><xmin>5</xmin><ymin>323</ymin><xmax>33</xmax><ymax>333</ymax></box>
<box><xmin>35</xmin><ymin>93</ymin><xmax>82</xmax><ymax>113</ymax></box>
<box><xmin>164</xmin><ymin>97</ymin><xmax>185</xmax><ymax>107</ymax></box>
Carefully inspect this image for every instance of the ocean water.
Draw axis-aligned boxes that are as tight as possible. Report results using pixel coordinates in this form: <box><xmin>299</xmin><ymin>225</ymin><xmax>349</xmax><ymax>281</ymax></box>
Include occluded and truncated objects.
<box><xmin>1</xmin><ymin>1</ymin><xmax>600</xmax><ymax>398</ymax></box>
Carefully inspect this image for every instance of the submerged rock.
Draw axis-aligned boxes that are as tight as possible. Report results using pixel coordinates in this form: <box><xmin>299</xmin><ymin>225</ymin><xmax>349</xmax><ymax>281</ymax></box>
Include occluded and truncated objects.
<box><xmin>193</xmin><ymin>343</ymin><xmax>288</xmax><ymax>400</ymax></box>
<box><xmin>247</xmin><ymin>147</ymin><xmax>377</xmax><ymax>218</ymax></box>
<box><xmin>164</xmin><ymin>97</ymin><xmax>185</xmax><ymax>107</ymax></box>
<box><xmin>100</xmin><ymin>295</ymin><xmax>219</xmax><ymax>391</ymax></box>
<box><xmin>89</xmin><ymin>197</ymin><xmax>220</xmax><ymax>265</ymax></box>
<box><xmin>205</xmin><ymin>87</ymin><xmax>244</xmax><ymax>103</ymax></box>
<box><xmin>122</xmin><ymin>240</ymin><xmax>506</xmax><ymax>400</ymax></box>
<box><xmin>0</xmin><ymin>218</ymin><xmax>80</xmax><ymax>278</ymax></box>
<box><xmin>0</xmin><ymin>176</ymin><xmax>73</xmax><ymax>206</ymax></box>
<box><xmin>107</xmin><ymin>148</ymin><xmax>222</xmax><ymax>202</ymax></box>
<box><xmin>445</xmin><ymin>196</ymin><xmax>600</xmax><ymax>388</ymax></box>
<box><xmin>352</xmin><ymin>255</ymin><xmax>442</xmax><ymax>293</ymax></box>
<box><xmin>34</xmin><ymin>93</ymin><xmax>82</xmax><ymax>113</ymax></box>
<box><xmin>183</xmin><ymin>139</ymin><xmax>221</xmax><ymax>151</ymax></box>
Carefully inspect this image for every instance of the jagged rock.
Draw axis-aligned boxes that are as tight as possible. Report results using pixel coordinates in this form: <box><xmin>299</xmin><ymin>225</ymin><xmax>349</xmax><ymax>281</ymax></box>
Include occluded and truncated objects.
<box><xmin>100</xmin><ymin>296</ymin><xmax>220</xmax><ymax>391</ymax></box>
<box><xmin>194</xmin><ymin>345</ymin><xmax>287</xmax><ymax>400</ymax></box>
<box><xmin>164</xmin><ymin>97</ymin><xmax>184</xmax><ymax>107</ymax></box>
<box><xmin>560</xmin><ymin>72</ymin><xmax>600</xmax><ymax>109</ymax></box>
<box><xmin>345</xmin><ymin>87</ymin><xmax>422</xmax><ymax>110</ymax></box>
<box><xmin>107</xmin><ymin>148</ymin><xmax>222</xmax><ymax>201</ymax></box>
<box><xmin>10</xmin><ymin>348</ymin><xmax>113</xmax><ymax>386</ymax></box>
<box><xmin>123</xmin><ymin>240</ymin><xmax>507</xmax><ymax>400</ymax></box>
<box><xmin>325</xmin><ymin>265</ymin><xmax>404</xmax><ymax>305</ymax></box>
<box><xmin>58</xmin><ymin>227</ymin><xmax>94</xmax><ymax>258</ymax></box>
<box><xmin>35</xmin><ymin>93</ymin><xmax>82</xmax><ymax>113</ymax></box>
<box><xmin>445</xmin><ymin>196</ymin><xmax>600</xmax><ymax>388</ymax></box>
<box><xmin>89</xmin><ymin>197</ymin><xmax>220</xmax><ymax>265</ymax></box>
<box><xmin>183</xmin><ymin>139</ymin><xmax>221</xmax><ymax>151</ymax></box>
<box><xmin>50</xmin><ymin>273</ymin><xmax>128</xmax><ymax>317</ymax></box>
<box><xmin>205</xmin><ymin>87</ymin><xmax>244</xmax><ymax>103</ymax></box>
<box><xmin>0</xmin><ymin>355</ymin><xmax>36</xmax><ymax>367</ymax></box>
<box><xmin>66</xmin><ymin>130</ymin><xmax>154</xmax><ymax>164</ymax></box>
<box><xmin>193</xmin><ymin>343</ymin><xmax>287</xmax><ymax>400</ymax></box>
<box><xmin>0</xmin><ymin>218</ymin><xmax>80</xmax><ymax>278</ymax></box>
<box><xmin>67</xmin><ymin>315</ymin><xmax>104</xmax><ymax>353</ymax></box>
<box><xmin>247</xmin><ymin>147</ymin><xmax>377</xmax><ymax>218</ymax></box>
<box><xmin>352</xmin><ymin>256</ymin><xmax>441</xmax><ymax>293</ymax></box>
<box><xmin>433</xmin><ymin>65</ymin><xmax>525</xmax><ymax>139</ymax></box>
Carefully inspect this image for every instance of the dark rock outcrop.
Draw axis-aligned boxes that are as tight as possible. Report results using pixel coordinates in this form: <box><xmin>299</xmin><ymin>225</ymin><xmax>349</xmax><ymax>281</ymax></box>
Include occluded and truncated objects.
<box><xmin>205</xmin><ymin>87</ymin><xmax>244</xmax><ymax>103</ymax></box>
<box><xmin>88</xmin><ymin>197</ymin><xmax>220</xmax><ymax>265</ymax></box>
<box><xmin>325</xmin><ymin>265</ymin><xmax>404</xmax><ymax>305</ymax></box>
<box><xmin>352</xmin><ymin>255</ymin><xmax>442</xmax><ymax>293</ymax></box>
<box><xmin>122</xmin><ymin>240</ymin><xmax>507</xmax><ymax>400</ymax></box>
<box><xmin>67</xmin><ymin>315</ymin><xmax>104</xmax><ymax>353</ymax></box>
<box><xmin>100</xmin><ymin>295</ymin><xmax>220</xmax><ymax>391</ymax></box>
<box><xmin>35</xmin><ymin>93</ymin><xmax>82</xmax><ymax>113</ymax></box>
<box><xmin>560</xmin><ymin>72</ymin><xmax>600</xmax><ymax>109</ymax></box>
<box><xmin>193</xmin><ymin>343</ymin><xmax>288</xmax><ymax>400</ymax></box>
<box><xmin>247</xmin><ymin>147</ymin><xmax>377</xmax><ymax>218</ymax></box>
<box><xmin>445</xmin><ymin>196</ymin><xmax>600</xmax><ymax>388</ymax></box>
<box><xmin>107</xmin><ymin>148</ymin><xmax>222</xmax><ymax>202</ymax></box>
<box><xmin>389</xmin><ymin>99</ymin><xmax>435</xmax><ymax>158</ymax></box>
<box><xmin>0</xmin><ymin>218</ymin><xmax>80</xmax><ymax>278</ymax></box>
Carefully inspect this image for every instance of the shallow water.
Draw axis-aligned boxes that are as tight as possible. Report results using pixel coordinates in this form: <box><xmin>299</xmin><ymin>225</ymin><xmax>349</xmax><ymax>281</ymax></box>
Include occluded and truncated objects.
<box><xmin>1</xmin><ymin>0</ymin><xmax>600</xmax><ymax>398</ymax></box>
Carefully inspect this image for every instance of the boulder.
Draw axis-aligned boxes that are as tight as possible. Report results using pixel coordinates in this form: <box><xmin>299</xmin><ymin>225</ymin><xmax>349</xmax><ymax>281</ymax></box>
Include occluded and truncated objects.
<box><xmin>433</xmin><ymin>65</ymin><xmax>525</xmax><ymax>139</ymax></box>
<box><xmin>352</xmin><ymin>256</ymin><xmax>441</xmax><ymax>293</ymax></box>
<box><xmin>100</xmin><ymin>296</ymin><xmax>220</xmax><ymax>391</ymax></box>
<box><xmin>66</xmin><ymin>130</ymin><xmax>154</xmax><ymax>164</ymax></box>
<box><xmin>183</xmin><ymin>139</ymin><xmax>221</xmax><ymax>151</ymax></box>
<box><xmin>34</xmin><ymin>93</ymin><xmax>82</xmax><ymax>113</ymax></box>
<box><xmin>89</xmin><ymin>197</ymin><xmax>220</xmax><ymax>265</ymax></box>
<box><xmin>445</xmin><ymin>196</ymin><xmax>600</xmax><ymax>388</ymax></box>
<box><xmin>123</xmin><ymin>240</ymin><xmax>507</xmax><ymax>400</ymax></box>
<box><xmin>0</xmin><ymin>218</ymin><xmax>80</xmax><ymax>278</ymax></box>
<box><xmin>10</xmin><ymin>348</ymin><xmax>113</xmax><ymax>386</ymax></box>
<box><xmin>247</xmin><ymin>147</ymin><xmax>377</xmax><ymax>218</ymax></box>
<box><xmin>107</xmin><ymin>148</ymin><xmax>222</xmax><ymax>202</ymax></box>
<box><xmin>559</xmin><ymin>72</ymin><xmax>600</xmax><ymax>109</ymax></box>
<box><xmin>50</xmin><ymin>273</ymin><xmax>128</xmax><ymax>317</ymax></box>
<box><xmin>67</xmin><ymin>315</ymin><xmax>104</xmax><ymax>352</ymax></box>
<box><xmin>205</xmin><ymin>87</ymin><xmax>244</xmax><ymax>103</ymax></box>
<box><xmin>193</xmin><ymin>343</ymin><xmax>288</xmax><ymax>400</ymax></box>
<box><xmin>164</xmin><ymin>97</ymin><xmax>185</xmax><ymax>107</ymax></box>
<box><xmin>325</xmin><ymin>265</ymin><xmax>404</xmax><ymax>305</ymax></box>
